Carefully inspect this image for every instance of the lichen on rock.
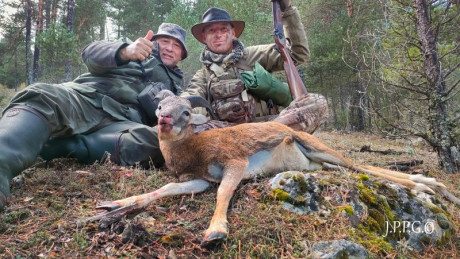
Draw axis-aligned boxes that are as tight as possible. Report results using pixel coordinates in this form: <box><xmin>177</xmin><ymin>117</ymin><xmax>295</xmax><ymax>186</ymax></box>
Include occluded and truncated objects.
<box><xmin>268</xmin><ymin>171</ymin><xmax>456</xmax><ymax>253</ymax></box>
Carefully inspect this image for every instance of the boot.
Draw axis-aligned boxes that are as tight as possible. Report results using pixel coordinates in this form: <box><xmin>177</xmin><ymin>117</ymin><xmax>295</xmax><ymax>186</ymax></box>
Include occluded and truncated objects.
<box><xmin>0</xmin><ymin>107</ymin><xmax>51</xmax><ymax>209</ymax></box>
<box><xmin>40</xmin><ymin>132</ymin><xmax>121</xmax><ymax>165</ymax></box>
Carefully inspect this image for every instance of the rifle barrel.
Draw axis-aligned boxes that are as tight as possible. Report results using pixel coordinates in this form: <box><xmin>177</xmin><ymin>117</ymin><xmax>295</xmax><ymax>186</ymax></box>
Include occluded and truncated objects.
<box><xmin>272</xmin><ymin>0</ymin><xmax>308</xmax><ymax>100</ymax></box>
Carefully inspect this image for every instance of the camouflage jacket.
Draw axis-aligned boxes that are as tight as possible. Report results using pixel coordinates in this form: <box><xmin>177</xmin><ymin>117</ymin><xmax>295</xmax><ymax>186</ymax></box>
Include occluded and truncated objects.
<box><xmin>183</xmin><ymin>7</ymin><xmax>309</xmax><ymax>118</ymax></box>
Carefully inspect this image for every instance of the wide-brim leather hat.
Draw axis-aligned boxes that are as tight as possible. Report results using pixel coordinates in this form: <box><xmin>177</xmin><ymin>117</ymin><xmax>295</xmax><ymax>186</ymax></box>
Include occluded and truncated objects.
<box><xmin>191</xmin><ymin>7</ymin><xmax>245</xmax><ymax>44</ymax></box>
<box><xmin>153</xmin><ymin>23</ymin><xmax>188</xmax><ymax>60</ymax></box>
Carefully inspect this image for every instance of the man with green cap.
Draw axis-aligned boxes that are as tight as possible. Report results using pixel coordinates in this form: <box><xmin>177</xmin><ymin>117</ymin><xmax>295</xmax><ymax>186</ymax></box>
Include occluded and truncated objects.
<box><xmin>184</xmin><ymin>0</ymin><xmax>329</xmax><ymax>133</ymax></box>
<box><xmin>0</xmin><ymin>23</ymin><xmax>188</xmax><ymax>209</ymax></box>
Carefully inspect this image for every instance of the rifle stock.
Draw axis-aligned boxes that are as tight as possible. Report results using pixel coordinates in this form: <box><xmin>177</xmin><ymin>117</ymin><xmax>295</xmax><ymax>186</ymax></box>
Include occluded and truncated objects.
<box><xmin>272</xmin><ymin>0</ymin><xmax>308</xmax><ymax>100</ymax></box>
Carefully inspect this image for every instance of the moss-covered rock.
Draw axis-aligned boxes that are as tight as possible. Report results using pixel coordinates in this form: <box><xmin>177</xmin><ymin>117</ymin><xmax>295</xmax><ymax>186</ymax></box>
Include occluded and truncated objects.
<box><xmin>268</xmin><ymin>171</ymin><xmax>456</xmax><ymax>253</ymax></box>
<box><xmin>269</xmin><ymin>171</ymin><xmax>321</xmax><ymax>215</ymax></box>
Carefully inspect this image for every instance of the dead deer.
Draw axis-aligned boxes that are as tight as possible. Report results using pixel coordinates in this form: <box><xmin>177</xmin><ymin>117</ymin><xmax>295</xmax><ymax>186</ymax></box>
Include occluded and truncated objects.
<box><xmin>89</xmin><ymin>92</ymin><xmax>459</xmax><ymax>248</ymax></box>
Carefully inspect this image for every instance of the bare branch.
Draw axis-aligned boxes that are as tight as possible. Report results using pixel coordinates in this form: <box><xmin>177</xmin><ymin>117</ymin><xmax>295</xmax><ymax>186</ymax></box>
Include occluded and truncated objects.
<box><xmin>444</xmin><ymin>61</ymin><xmax>460</xmax><ymax>79</ymax></box>
<box><xmin>439</xmin><ymin>43</ymin><xmax>460</xmax><ymax>61</ymax></box>
<box><xmin>445</xmin><ymin>79</ymin><xmax>460</xmax><ymax>102</ymax></box>
<box><xmin>369</xmin><ymin>98</ymin><xmax>430</xmax><ymax>141</ymax></box>
<box><xmin>379</xmin><ymin>72</ymin><xmax>430</xmax><ymax>96</ymax></box>
<box><xmin>399</xmin><ymin>73</ymin><xmax>426</xmax><ymax>89</ymax></box>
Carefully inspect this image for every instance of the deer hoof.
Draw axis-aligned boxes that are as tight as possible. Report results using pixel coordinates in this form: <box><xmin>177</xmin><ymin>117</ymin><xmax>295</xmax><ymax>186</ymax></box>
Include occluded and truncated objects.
<box><xmin>200</xmin><ymin>232</ymin><xmax>227</xmax><ymax>248</ymax></box>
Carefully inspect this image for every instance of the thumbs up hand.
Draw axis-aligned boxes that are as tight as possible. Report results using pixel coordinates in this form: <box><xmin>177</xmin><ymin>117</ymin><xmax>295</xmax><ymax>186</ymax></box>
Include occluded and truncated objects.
<box><xmin>119</xmin><ymin>30</ymin><xmax>155</xmax><ymax>61</ymax></box>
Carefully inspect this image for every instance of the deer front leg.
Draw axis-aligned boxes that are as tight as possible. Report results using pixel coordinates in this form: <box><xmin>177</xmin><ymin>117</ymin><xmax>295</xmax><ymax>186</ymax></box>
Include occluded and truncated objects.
<box><xmin>201</xmin><ymin>160</ymin><xmax>247</xmax><ymax>248</ymax></box>
<box><xmin>86</xmin><ymin>179</ymin><xmax>210</xmax><ymax>227</ymax></box>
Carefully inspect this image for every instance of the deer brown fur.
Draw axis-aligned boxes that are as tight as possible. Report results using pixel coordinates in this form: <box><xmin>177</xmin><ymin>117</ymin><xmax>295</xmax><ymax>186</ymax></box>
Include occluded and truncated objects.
<box><xmin>91</xmin><ymin>94</ymin><xmax>459</xmax><ymax>248</ymax></box>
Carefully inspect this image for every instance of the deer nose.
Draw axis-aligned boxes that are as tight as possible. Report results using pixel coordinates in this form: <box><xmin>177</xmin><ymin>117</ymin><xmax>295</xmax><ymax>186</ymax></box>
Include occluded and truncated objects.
<box><xmin>161</xmin><ymin>114</ymin><xmax>171</xmax><ymax>119</ymax></box>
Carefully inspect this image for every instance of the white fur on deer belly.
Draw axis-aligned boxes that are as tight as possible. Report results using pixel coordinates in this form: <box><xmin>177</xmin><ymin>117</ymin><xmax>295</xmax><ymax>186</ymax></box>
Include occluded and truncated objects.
<box><xmin>244</xmin><ymin>141</ymin><xmax>321</xmax><ymax>179</ymax></box>
<box><xmin>207</xmin><ymin>163</ymin><xmax>224</xmax><ymax>182</ymax></box>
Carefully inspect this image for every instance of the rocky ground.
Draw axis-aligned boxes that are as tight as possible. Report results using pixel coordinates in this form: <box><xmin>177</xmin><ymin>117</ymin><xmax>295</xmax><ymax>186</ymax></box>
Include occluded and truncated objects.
<box><xmin>0</xmin><ymin>131</ymin><xmax>459</xmax><ymax>258</ymax></box>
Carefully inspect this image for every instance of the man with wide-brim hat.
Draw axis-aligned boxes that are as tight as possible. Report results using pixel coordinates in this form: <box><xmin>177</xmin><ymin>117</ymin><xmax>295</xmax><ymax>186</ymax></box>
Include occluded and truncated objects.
<box><xmin>183</xmin><ymin>0</ymin><xmax>328</xmax><ymax>134</ymax></box>
<box><xmin>0</xmin><ymin>22</ymin><xmax>189</xmax><ymax>210</ymax></box>
<box><xmin>181</xmin><ymin>0</ymin><xmax>329</xmax><ymax>247</ymax></box>
<box><xmin>191</xmin><ymin>7</ymin><xmax>245</xmax><ymax>45</ymax></box>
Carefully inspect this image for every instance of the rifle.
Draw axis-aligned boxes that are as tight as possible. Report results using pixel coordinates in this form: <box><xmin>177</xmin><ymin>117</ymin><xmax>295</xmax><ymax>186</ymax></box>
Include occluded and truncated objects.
<box><xmin>272</xmin><ymin>0</ymin><xmax>308</xmax><ymax>100</ymax></box>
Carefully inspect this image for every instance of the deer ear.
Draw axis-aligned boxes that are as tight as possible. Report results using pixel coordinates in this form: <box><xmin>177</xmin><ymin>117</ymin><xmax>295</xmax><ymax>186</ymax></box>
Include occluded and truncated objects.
<box><xmin>190</xmin><ymin>114</ymin><xmax>208</xmax><ymax>125</ymax></box>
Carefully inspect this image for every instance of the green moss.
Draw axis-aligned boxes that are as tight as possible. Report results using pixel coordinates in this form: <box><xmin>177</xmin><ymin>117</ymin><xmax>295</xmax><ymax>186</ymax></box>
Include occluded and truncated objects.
<box><xmin>292</xmin><ymin>172</ymin><xmax>305</xmax><ymax>182</ymax></box>
<box><xmin>368</xmin><ymin>209</ymin><xmax>386</xmax><ymax>232</ymax></box>
<box><xmin>293</xmin><ymin>195</ymin><xmax>306</xmax><ymax>205</ymax></box>
<box><xmin>72</xmin><ymin>232</ymin><xmax>88</xmax><ymax>248</ymax></box>
<box><xmin>436</xmin><ymin>225</ymin><xmax>455</xmax><ymax>246</ymax></box>
<box><xmin>28</xmin><ymin>230</ymin><xmax>54</xmax><ymax>247</ymax></box>
<box><xmin>357</xmin><ymin>183</ymin><xmax>376</xmax><ymax>205</ymax></box>
<box><xmin>352</xmin><ymin>229</ymin><xmax>394</xmax><ymax>254</ymax></box>
<box><xmin>51</xmin><ymin>201</ymin><xmax>64</xmax><ymax>212</ymax></box>
<box><xmin>435</xmin><ymin>213</ymin><xmax>452</xmax><ymax>230</ymax></box>
<box><xmin>427</xmin><ymin>171</ymin><xmax>437</xmax><ymax>177</ymax></box>
<box><xmin>4</xmin><ymin>209</ymin><xmax>31</xmax><ymax>224</ymax></box>
<box><xmin>292</xmin><ymin>172</ymin><xmax>308</xmax><ymax>193</ymax></box>
<box><xmin>319</xmin><ymin>177</ymin><xmax>342</xmax><ymax>187</ymax></box>
<box><xmin>336</xmin><ymin>251</ymin><xmax>350</xmax><ymax>259</ymax></box>
<box><xmin>272</xmin><ymin>188</ymin><xmax>290</xmax><ymax>201</ymax></box>
<box><xmin>338</xmin><ymin>205</ymin><xmax>354</xmax><ymax>216</ymax></box>
<box><xmin>364</xmin><ymin>217</ymin><xmax>382</xmax><ymax>232</ymax></box>
<box><xmin>282</xmin><ymin>172</ymin><xmax>292</xmax><ymax>179</ymax></box>
<box><xmin>425</xmin><ymin>202</ymin><xmax>450</xmax><ymax>217</ymax></box>
<box><xmin>372</xmin><ymin>181</ymin><xmax>382</xmax><ymax>188</ymax></box>
<box><xmin>375</xmin><ymin>182</ymin><xmax>399</xmax><ymax>210</ymax></box>
<box><xmin>358</xmin><ymin>174</ymin><xmax>370</xmax><ymax>181</ymax></box>
<box><xmin>356</xmin><ymin>183</ymin><xmax>405</xmax><ymax>241</ymax></box>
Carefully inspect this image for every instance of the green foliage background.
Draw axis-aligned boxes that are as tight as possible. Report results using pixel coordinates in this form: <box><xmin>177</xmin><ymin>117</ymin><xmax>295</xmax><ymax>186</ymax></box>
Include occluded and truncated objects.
<box><xmin>0</xmin><ymin>0</ymin><xmax>459</xmax><ymax>136</ymax></box>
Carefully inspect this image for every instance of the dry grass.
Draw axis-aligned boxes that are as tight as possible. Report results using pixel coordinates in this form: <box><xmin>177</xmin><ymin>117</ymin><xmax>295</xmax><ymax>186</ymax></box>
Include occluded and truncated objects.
<box><xmin>0</xmin><ymin>131</ymin><xmax>459</xmax><ymax>258</ymax></box>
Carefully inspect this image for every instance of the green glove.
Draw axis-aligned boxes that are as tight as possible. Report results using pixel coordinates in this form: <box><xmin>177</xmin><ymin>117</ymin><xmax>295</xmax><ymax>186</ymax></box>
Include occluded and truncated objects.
<box><xmin>241</xmin><ymin>62</ymin><xmax>293</xmax><ymax>107</ymax></box>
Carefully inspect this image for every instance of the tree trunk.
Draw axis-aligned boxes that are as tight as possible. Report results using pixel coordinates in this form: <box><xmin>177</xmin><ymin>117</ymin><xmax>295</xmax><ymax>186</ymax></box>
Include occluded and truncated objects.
<box><xmin>45</xmin><ymin>0</ymin><xmax>51</xmax><ymax>29</ymax></box>
<box><xmin>51</xmin><ymin>0</ymin><xmax>59</xmax><ymax>24</ymax></box>
<box><xmin>25</xmin><ymin>0</ymin><xmax>32</xmax><ymax>86</ymax></box>
<box><xmin>32</xmin><ymin>0</ymin><xmax>44</xmax><ymax>83</ymax></box>
<box><xmin>99</xmin><ymin>20</ymin><xmax>106</xmax><ymax>40</ymax></box>
<box><xmin>356</xmin><ymin>80</ymin><xmax>366</xmax><ymax>131</ymax></box>
<box><xmin>414</xmin><ymin>0</ymin><xmax>459</xmax><ymax>173</ymax></box>
<box><xmin>14</xmin><ymin>53</ymin><xmax>19</xmax><ymax>91</ymax></box>
<box><xmin>99</xmin><ymin>0</ymin><xmax>107</xmax><ymax>40</ymax></box>
<box><xmin>65</xmin><ymin>0</ymin><xmax>74</xmax><ymax>81</ymax></box>
<box><xmin>350</xmin><ymin>82</ymin><xmax>365</xmax><ymax>131</ymax></box>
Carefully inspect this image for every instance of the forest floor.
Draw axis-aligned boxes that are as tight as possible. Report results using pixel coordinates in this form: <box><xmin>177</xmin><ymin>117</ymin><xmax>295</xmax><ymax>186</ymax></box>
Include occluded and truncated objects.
<box><xmin>0</xmin><ymin>131</ymin><xmax>459</xmax><ymax>258</ymax></box>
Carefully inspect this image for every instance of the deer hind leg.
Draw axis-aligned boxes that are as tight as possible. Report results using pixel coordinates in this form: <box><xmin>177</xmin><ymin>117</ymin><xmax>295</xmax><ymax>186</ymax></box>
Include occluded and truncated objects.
<box><xmin>201</xmin><ymin>160</ymin><xmax>247</xmax><ymax>248</ymax></box>
<box><xmin>360</xmin><ymin>165</ymin><xmax>446</xmax><ymax>189</ymax></box>
<box><xmin>355</xmin><ymin>165</ymin><xmax>437</xmax><ymax>194</ymax></box>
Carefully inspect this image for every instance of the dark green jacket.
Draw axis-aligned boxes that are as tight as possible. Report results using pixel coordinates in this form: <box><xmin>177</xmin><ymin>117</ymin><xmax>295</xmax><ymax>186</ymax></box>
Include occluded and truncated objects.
<box><xmin>5</xmin><ymin>39</ymin><xmax>184</xmax><ymax>136</ymax></box>
<box><xmin>74</xmin><ymin>39</ymin><xmax>184</xmax><ymax>104</ymax></box>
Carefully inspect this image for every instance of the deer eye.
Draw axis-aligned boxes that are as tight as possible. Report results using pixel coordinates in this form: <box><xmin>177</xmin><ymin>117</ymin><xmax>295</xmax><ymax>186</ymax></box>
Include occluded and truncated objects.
<box><xmin>183</xmin><ymin>111</ymin><xmax>190</xmax><ymax>116</ymax></box>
